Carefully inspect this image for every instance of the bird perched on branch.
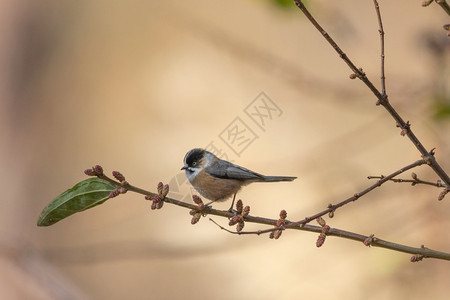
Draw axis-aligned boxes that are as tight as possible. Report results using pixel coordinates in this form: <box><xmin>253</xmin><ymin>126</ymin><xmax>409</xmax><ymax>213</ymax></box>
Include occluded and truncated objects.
<box><xmin>181</xmin><ymin>148</ymin><xmax>296</xmax><ymax>210</ymax></box>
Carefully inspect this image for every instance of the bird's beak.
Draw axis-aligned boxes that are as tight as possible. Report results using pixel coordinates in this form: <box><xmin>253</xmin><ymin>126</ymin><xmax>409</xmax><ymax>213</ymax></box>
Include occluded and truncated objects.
<box><xmin>181</xmin><ymin>165</ymin><xmax>187</xmax><ymax>170</ymax></box>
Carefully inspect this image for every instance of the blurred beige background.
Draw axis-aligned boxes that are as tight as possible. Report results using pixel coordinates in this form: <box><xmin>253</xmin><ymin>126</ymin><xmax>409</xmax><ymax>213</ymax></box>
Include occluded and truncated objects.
<box><xmin>1</xmin><ymin>0</ymin><xmax>449</xmax><ymax>299</ymax></box>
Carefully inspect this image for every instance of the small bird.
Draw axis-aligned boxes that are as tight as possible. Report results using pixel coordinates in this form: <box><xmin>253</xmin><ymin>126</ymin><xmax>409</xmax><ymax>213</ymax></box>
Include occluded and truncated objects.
<box><xmin>181</xmin><ymin>148</ymin><xmax>297</xmax><ymax>210</ymax></box>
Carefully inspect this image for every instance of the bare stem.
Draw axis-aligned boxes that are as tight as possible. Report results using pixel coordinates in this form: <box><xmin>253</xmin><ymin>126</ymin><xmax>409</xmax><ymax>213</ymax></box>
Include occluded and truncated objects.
<box><xmin>373</xmin><ymin>0</ymin><xmax>386</xmax><ymax>96</ymax></box>
<box><xmin>210</xmin><ymin>218</ymin><xmax>450</xmax><ymax>261</ymax></box>
<box><xmin>367</xmin><ymin>175</ymin><xmax>448</xmax><ymax>188</ymax></box>
<box><xmin>293</xmin><ymin>0</ymin><xmax>450</xmax><ymax>187</ymax></box>
<box><xmin>287</xmin><ymin>159</ymin><xmax>427</xmax><ymax>228</ymax></box>
<box><xmin>436</xmin><ymin>0</ymin><xmax>450</xmax><ymax>15</ymax></box>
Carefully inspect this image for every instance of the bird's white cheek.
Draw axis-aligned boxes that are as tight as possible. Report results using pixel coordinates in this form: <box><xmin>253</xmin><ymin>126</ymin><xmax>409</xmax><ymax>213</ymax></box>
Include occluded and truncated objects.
<box><xmin>185</xmin><ymin>169</ymin><xmax>200</xmax><ymax>182</ymax></box>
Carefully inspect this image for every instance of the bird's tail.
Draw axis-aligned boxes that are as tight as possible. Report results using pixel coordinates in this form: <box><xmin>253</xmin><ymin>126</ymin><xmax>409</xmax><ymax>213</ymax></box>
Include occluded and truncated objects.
<box><xmin>261</xmin><ymin>176</ymin><xmax>297</xmax><ymax>182</ymax></box>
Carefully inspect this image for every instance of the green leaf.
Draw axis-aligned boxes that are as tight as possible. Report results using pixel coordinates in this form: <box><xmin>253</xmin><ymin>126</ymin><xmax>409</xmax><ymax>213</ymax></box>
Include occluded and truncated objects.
<box><xmin>37</xmin><ymin>178</ymin><xmax>117</xmax><ymax>226</ymax></box>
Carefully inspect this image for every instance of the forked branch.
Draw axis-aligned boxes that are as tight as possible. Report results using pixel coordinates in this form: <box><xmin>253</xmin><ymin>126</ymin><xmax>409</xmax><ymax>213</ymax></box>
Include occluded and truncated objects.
<box><xmin>293</xmin><ymin>0</ymin><xmax>450</xmax><ymax>187</ymax></box>
<box><xmin>82</xmin><ymin>156</ymin><xmax>449</xmax><ymax>261</ymax></box>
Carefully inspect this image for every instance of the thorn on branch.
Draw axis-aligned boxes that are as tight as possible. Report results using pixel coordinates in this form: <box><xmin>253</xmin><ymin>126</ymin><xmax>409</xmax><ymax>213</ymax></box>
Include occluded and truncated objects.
<box><xmin>429</xmin><ymin>147</ymin><xmax>436</xmax><ymax>156</ymax></box>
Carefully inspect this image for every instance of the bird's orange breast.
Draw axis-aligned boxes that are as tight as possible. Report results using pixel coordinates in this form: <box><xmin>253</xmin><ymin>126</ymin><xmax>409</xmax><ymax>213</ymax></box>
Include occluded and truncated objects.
<box><xmin>191</xmin><ymin>169</ymin><xmax>244</xmax><ymax>201</ymax></box>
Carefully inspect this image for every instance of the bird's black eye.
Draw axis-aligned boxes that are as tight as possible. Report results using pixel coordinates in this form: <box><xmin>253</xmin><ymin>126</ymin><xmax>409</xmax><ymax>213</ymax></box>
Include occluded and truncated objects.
<box><xmin>192</xmin><ymin>161</ymin><xmax>197</xmax><ymax>167</ymax></box>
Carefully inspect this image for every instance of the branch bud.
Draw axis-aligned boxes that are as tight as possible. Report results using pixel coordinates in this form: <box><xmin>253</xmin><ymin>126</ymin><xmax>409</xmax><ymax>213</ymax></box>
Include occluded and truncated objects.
<box><xmin>93</xmin><ymin>165</ymin><xmax>103</xmax><ymax>176</ymax></box>
<box><xmin>108</xmin><ymin>188</ymin><xmax>120</xmax><ymax>198</ymax></box>
<box><xmin>236</xmin><ymin>221</ymin><xmax>245</xmax><ymax>232</ymax></box>
<box><xmin>316</xmin><ymin>232</ymin><xmax>326</xmax><ymax>247</ymax></box>
<box><xmin>410</xmin><ymin>254</ymin><xmax>424</xmax><ymax>262</ymax></box>
<box><xmin>273</xmin><ymin>230</ymin><xmax>282</xmax><ymax>240</ymax></box>
<box><xmin>192</xmin><ymin>195</ymin><xmax>203</xmax><ymax>205</ymax></box>
<box><xmin>236</xmin><ymin>200</ymin><xmax>243</xmax><ymax>214</ymax></box>
<box><xmin>157</xmin><ymin>182</ymin><xmax>164</xmax><ymax>195</ymax></box>
<box><xmin>363</xmin><ymin>234</ymin><xmax>375</xmax><ymax>247</ymax></box>
<box><xmin>191</xmin><ymin>212</ymin><xmax>201</xmax><ymax>225</ymax></box>
<box><xmin>316</xmin><ymin>217</ymin><xmax>326</xmax><ymax>227</ymax></box>
<box><xmin>84</xmin><ymin>168</ymin><xmax>96</xmax><ymax>176</ymax></box>
<box><xmin>156</xmin><ymin>201</ymin><xmax>164</xmax><ymax>209</ymax></box>
<box><xmin>229</xmin><ymin>215</ymin><xmax>243</xmax><ymax>226</ymax></box>
<box><xmin>438</xmin><ymin>189</ymin><xmax>448</xmax><ymax>201</ymax></box>
<box><xmin>276</xmin><ymin>219</ymin><xmax>285</xmax><ymax>227</ymax></box>
<box><xmin>242</xmin><ymin>206</ymin><xmax>250</xmax><ymax>217</ymax></box>
<box><xmin>162</xmin><ymin>184</ymin><xmax>170</xmax><ymax>197</ymax></box>
<box><xmin>112</xmin><ymin>171</ymin><xmax>125</xmax><ymax>182</ymax></box>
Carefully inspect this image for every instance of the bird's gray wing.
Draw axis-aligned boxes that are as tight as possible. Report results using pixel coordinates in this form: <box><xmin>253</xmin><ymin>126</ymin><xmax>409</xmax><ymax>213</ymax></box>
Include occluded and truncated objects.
<box><xmin>206</xmin><ymin>160</ymin><xmax>264</xmax><ymax>181</ymax></box>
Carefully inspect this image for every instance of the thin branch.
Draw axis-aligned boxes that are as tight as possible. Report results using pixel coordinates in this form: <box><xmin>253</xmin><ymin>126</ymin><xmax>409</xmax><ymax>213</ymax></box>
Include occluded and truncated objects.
<box><xmin>373</xmin><ymin>0</ymin><xmax>386</xmax><ymax>96</ymax></box>
<box><xmin>367</xmin><ymin>175</ymin><xmax>448</xmax><ymax>188</ymax></box>
<box><xmin>287</xmin><ymin>159</ymin><xmax>427</xmax><ymax>227</ymax></box>
<box><xmin>293</xmin><ymin>0</ymin><xmax>450</xmax><ymax>187</ymax></box>
<box><xmin>210</xmin><ymin>217</ymin><xmax>450</xmax><ymax>261</ymax></box>
<box><xmin>435</xmin><ymin>0</ymin><xmax>450</xmax><ymax>15</ymax></box>
<box><xmin>88</xmin><ymin>157</ymin><xmax>450</xmax><ymax>261</ymax></box>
